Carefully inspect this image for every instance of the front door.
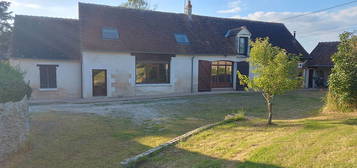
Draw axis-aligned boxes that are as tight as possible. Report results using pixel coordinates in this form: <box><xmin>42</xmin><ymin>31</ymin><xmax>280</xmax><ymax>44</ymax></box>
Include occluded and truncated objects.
<box><xmin>92</xmin><ymin>69</ymin><xmax>107</xmax><ymax>96</ymax></box>
<box><xmin>198</xmin><ymin>60</ymin><xmax>212</xmax><ymax>91</ymax></box>
<box><xmin>236</xmin><ymin>61</ymin><xmax>249</xmax><ymax>91</ymax></box>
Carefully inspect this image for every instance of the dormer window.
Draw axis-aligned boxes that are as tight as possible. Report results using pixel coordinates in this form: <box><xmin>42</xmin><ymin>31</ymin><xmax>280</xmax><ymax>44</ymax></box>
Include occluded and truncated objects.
<box><xmin>238</xmin><ymin>37</ymin><xmax>249</xmax><ymax>55</ymax></box>
<box><xmin>226</xmin><ymin>26</ymin><xmax>251</xmax><ymax>56</ymax></box>
<box><xmin>175</xmin><ymin>34</ymin><xmax>190</xmax><ymax>44</ymax></box>
<box><xmin>102</xmin><ymin>28</ymin><xmax>119</xmax><ymax>40</ymax></box>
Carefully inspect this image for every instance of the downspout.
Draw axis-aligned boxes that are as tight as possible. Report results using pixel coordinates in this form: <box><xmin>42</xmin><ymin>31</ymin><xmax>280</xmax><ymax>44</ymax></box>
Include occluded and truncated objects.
<box><xmin>191</xmin><ymin>56</ymin><xmax>195</xmax><ymax>93</ymax></box>
<box><xmin>80</xmin><ymin>53</ymin><xmax>84</xmax><ymax>98</ymax></box>
<box><xmin>78</xmin><ymin>12</ymin><xmax>84</xmax><ymax>99</ymax></box>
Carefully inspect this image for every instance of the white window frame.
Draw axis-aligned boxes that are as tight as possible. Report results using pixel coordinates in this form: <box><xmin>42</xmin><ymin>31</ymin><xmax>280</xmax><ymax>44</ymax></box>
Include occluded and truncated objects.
<box><xmin>37</xmin><ymin>64</ymin><xmax>58</xmax><ymax>91</ymax></box>
<box><xmin>236</xmin><ymin>27</ymin><xmax>251</xmax><ymax>57</ymax></box>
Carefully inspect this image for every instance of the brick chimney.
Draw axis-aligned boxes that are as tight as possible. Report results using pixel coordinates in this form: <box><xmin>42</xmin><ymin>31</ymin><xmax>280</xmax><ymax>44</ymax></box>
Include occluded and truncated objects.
<box><xmin>185</xmin><ymin>0</ymin><xmax>192</xmax><ymax>18</ymax></box>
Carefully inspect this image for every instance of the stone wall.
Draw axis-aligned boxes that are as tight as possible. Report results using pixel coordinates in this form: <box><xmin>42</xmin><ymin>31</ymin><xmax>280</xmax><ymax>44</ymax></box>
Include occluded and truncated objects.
<box><xmin>0</xmin><ymin>97</ymin><xmax>30</xmax><ymax>162</ymax></box>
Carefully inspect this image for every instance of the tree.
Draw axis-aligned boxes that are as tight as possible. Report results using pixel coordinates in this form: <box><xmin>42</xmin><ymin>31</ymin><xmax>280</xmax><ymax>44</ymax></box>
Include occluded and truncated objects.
<box><xmin>121</xmin><ymin>0</ymin><xmax>155</xmax><ymax>10</ymax></box>
<box><xmin>327</xmin><ymin>32</ymin><xmax>357</xmax><ymax>112</ymax></box>
<box><xmin>238</xmin><ymin>38</ymin><xmax>301</xmax><ymax>125</ymax></box>
<box><xmin>0</xmin><ymin>1</ymin><xmax>13</xmax><ymax>57</ymax></box>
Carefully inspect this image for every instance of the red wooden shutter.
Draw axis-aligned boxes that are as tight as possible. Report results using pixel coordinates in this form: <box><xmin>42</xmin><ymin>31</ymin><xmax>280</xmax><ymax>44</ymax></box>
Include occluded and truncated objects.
<box><xmin>198</xmin><ymin>60</ymin><xmax>212</xmax><ymax>91</ymax></box>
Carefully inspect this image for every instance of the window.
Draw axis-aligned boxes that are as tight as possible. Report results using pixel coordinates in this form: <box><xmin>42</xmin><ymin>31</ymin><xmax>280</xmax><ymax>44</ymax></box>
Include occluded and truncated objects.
<box><xmin>136</xmin><ymin>63</ymin><xmax>170</xmax><ymax>84</ymax></box>
<box><xmin>175</xmin><ymin>34</ymin><xmax>190</xmax><ymax>44</ymax></box>
<box><xmin>38</xmin><ymin>65</ymin><xmax>57</xmax><ymax>89</ymax></box>
<box><xmin>238</xmin><ymin>37</ymin><xmax>248</xmax><ymax>55</ymax></box>
<box><xmin>211</xmin><ymin>61</ymin><xmax>233</xmax><ymax>88</ymax></box>
<box><xmin>102</xmin><ymin>28</ymin><xmax>119</xmax><ymax>40</ymax></box>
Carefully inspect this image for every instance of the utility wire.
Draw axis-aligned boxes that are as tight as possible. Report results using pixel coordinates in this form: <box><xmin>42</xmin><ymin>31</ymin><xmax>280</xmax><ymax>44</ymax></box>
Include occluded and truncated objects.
<box><xmin>297</xmin><ymin>24</ymin><xmax>357</xmax><ymax>38</ymax></box>
<box><xmin>278</xmin><ymin>0</ymin><xmax>357</xmax><ymax>21</ymax></box>
<box><xmin>298</xmin><ymin>25</ymin><xmax>357</xmax><ymax>39</ymax></box>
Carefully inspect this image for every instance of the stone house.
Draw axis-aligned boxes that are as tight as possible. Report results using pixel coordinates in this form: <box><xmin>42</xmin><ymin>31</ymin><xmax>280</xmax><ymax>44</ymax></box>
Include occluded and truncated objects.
<box><xmin>8</xmin><ymin>2</ymin><xmax>307</xmax><ymax>100</ymax></box>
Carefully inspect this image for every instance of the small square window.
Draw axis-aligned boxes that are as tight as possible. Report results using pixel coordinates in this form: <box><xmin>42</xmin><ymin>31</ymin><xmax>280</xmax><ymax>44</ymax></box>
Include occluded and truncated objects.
<box><xmin>175</xmin><ymin>34</ymin><xmax>190</xmax><ymax>44</ymax></box>
<box><xmin>102</xmin><ymin>28</ymin><xmax>119</xmax><ymax>40</ymax></box>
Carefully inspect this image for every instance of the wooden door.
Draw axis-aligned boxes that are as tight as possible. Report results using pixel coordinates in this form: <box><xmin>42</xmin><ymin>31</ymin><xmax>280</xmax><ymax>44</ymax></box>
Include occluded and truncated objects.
<box><xmin>198</xmin><ymin>60</ymin><xmax>212</xmax><ymax>91</ymax></box>
<box><xmin>92</xmin><ymin>69</ymin><xmax>107</xmax><ymax>96</ymax></box>
<box><xmin>236</xmin><ymin>62</ymin><xmax>249</xmax><ymax>91</ymax></box>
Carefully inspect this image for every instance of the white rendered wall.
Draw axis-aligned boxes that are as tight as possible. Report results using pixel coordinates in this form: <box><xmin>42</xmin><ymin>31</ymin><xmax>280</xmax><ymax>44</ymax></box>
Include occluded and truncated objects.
<box><xmin>9</xmin><ymin>58</ymin><xmax>81</xmax><ymax>100</ymax></box>
<box><xmin>83</xmin><ymin>52</ymin><xmax>251</xmax><ymax>98</ymax></box>
<box><xmin>82</xmin><ymin>51</ymin><xmax>136</xmax><ymax>98</ymax></box>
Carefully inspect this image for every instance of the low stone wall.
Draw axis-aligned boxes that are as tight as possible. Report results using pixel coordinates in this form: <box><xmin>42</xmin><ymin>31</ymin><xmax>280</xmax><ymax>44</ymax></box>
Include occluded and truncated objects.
<box><xmin>0</xmin><ymin>97</ymin><xmax>30</xmax><ymax>162</ymax></box>
<box><xmin>120</xmin><ymin>121</ymin><xmax>224</xmax><ymax>167</ymax></box>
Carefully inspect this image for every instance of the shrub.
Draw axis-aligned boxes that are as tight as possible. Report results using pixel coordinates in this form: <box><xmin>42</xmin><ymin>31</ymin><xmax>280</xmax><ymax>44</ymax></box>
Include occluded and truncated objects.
<box><xmin>224</xmin><ymin>109</ymin><xmax>246</xmax><ymax>122</ymax></box>
<box><xmin>0</xmin><ymin>61</ymin><xmax>31</xmax><ymax>103</ymax></box>
<box><xmin>326</xmin><ymin>32</ymin><xmax>357</xmax><ymax>112</ymax></box>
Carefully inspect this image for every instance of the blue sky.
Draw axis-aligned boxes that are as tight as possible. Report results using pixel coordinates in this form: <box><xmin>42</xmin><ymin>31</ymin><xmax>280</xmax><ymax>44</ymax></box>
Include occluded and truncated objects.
<box><xmin>7</xmin><ymin>0</ymin><xmax>357</xmax><ymax>52</ymax></box>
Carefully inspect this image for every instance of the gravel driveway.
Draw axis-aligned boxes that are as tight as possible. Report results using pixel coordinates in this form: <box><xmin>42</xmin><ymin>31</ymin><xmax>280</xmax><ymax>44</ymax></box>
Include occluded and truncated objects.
<box><xmin>30</xmin><ymin>98</ymin><xmax>189</xmax><ymax>124</ymax></box>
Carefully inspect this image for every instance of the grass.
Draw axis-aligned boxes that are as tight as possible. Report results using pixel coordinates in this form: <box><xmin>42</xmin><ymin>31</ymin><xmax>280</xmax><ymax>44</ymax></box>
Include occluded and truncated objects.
<box><xmin>139</xmin><ymin>114</ymin><xmax>357</xmax><ymax>168</ymax></box>
<box><xmin>1</xmin><ymin>90</ymin><xmax>326</xmax><ymax>168</ymax></box>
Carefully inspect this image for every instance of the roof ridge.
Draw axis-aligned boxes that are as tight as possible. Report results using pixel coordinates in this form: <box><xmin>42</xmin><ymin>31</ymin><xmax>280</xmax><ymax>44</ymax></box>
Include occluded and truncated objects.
<box><xmin>15</xmin><ymin>14</ymin><xmax>78</xmax><ymax>21</ymax></box>
<box><xmin>193</xmin><ymin>14</ymin><xmax>283</xmax><ymax>25</ymax></box>
<box><xmin>78</xmin><ymin>2</ymin><xmax>184</xmax><ymax>15</ymax></box>
<box><xmin>78</xmin><ymin>2</ymin><xmax>284</xmax><ymax>25</ymax></box>
<box><xmin>318</xmin><ymin>41</ymin><xmax>340</xmax><ymax>44</ymax></box>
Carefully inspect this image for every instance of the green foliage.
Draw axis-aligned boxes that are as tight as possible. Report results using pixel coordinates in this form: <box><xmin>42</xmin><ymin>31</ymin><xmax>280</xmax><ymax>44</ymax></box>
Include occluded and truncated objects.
<box><xmin>238</xmin><ymin>37</ymin><xmax>302</xmax><ymax>124</ymax></box>
<box><xmin>121</xmin><ymin>0</ymin><xmax>156</xmax><ymax>10</ymax></box>
<box><xmin>238</xmin><ymin>37</ymin><xmax>301</xmax><ymax>96</ymax></box>
<box><xmin>0</xmin><ymin>1</ymin><xmax>13</xmax><ymax>55</ymax></box>
<box><xmin>0</xmin><ymin>61</ymin><xmax>31</xmax><ymax>103</ymax></box>
<box><xmin>327</xmin><ymin>32</ymin><xmax>357</xmax><ymax>112</ymax></box>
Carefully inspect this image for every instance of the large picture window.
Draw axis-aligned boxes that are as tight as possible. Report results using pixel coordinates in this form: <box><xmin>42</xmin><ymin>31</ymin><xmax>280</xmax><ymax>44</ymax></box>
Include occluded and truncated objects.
<box><xmin>135</xmin><ymin>53</ymin><xmax>172</xmax><ymax>84</ymax></box>
<box><xmin>136</xmin><ymin>62</ymin><xmax>170</xmax><ymax>84</ymax></box>
<box><xmin>38</xmin><ymin>65</ymin><xmax>57</xmax><ymax>89</ymax></box>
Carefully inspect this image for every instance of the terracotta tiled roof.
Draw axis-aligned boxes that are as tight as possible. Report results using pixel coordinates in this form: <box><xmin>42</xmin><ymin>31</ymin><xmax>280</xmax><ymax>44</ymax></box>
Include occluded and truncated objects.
<box><xmin>10</xmin><ymin>15</ymin><xmax>80</xmax><ymax>60</ymax></box>
<box><xmin>305</xmin><ymin>42</ymin><xmax>340</xmax><ymax>67</ymax></box>
<box><xmin>79</xmin><ymin>3</ymin><xmax>308</xmax><ymax>56</ymax></box>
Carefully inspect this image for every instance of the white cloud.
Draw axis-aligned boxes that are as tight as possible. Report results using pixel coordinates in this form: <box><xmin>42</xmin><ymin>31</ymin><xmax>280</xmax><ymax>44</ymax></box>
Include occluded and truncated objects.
<box><xmin>8</xmin><ymin>0</ymin><xmax>77</xmax><ymax>19</ymax></box>
<box><xmin>7</xmin><ymin>0</ymin><xmax>42</xmax><ymax>9</ymax></box>
<box><xmin>234</xmin><ymin>6</ymin><xmax>357</xmax><ymax>52</ymax></box>
<box><xmin>217</xmin><ymin>0</ymin><xmax>242</xmax><ymax>14</ymax></box>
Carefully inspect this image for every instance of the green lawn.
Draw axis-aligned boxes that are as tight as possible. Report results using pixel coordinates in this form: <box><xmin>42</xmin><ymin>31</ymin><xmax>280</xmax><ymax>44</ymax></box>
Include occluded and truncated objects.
<box><xmin>2</xmin><ymin>90</ymin><xmax>327</xmax><ymax>168</ymax></box>
<box><xmin>139</xmin><ymin>113</ymin><xmax>357</xmax><ymax>168</ymax></box>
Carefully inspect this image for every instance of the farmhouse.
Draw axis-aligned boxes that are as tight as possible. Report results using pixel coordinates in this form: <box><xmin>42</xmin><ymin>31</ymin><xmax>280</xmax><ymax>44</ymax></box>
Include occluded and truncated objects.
<box><xmin>8</xmin><ymin>2</ymin><xmax>307</xmax><ymax>100</ymax></box>
<box><xmin>303</xmin><ymin>42</ymin><xmax>339</xmax><ymax>88</ymax></box>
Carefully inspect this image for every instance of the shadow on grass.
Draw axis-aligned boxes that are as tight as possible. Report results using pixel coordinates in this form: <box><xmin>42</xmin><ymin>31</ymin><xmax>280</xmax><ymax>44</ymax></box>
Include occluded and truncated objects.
<box><xmin>137</xmin><ymin>145</ymin><xmax>283</xmax><ymax>168</ymax></box>
<box><xmin>342</xmin><ymin>118</ymin><xmax>357</xmax><ymax>125</ymax></box>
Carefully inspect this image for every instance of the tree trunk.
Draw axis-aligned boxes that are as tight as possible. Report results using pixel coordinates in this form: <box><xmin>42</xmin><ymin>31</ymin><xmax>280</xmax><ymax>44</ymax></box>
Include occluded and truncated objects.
<box><xmin>267</xmin><ymin>101</ymin><xmax>273</xmax><ymax>125</ymax></box>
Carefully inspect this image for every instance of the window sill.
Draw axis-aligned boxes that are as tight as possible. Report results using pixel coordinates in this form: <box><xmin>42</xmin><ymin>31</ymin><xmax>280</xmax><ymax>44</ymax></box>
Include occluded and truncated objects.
<box><xmin>136</xmin><ymin>84</ymin><xmax>172</xmax><ymax>87</ymax></box>
<box><xmin>39</xmin><ymin>88</ymin><xmax>58</xmax><ymax>92</ymax></box>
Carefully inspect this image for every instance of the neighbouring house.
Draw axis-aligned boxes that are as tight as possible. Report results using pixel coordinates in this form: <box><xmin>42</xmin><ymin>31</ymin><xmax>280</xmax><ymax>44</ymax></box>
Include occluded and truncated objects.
<box><xmin>303</xmin><ymin>42</ymin><xmax>339</xmax><ymax>88</ymax></box>
<box><xmin>8</xmin><ymin>2</ymin><xmax>307</xmax><ymax>100</ymax></box>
